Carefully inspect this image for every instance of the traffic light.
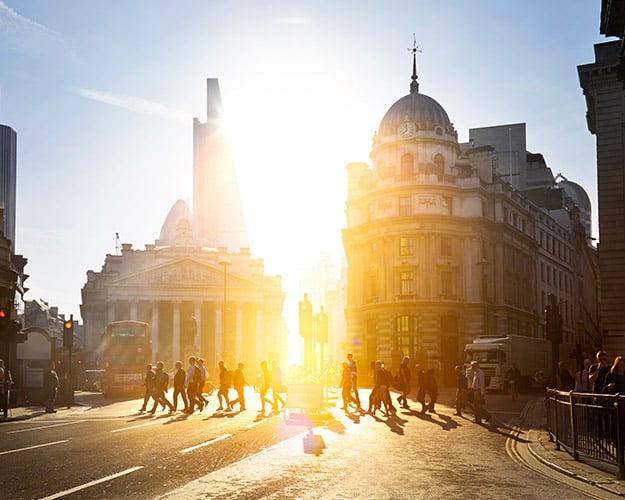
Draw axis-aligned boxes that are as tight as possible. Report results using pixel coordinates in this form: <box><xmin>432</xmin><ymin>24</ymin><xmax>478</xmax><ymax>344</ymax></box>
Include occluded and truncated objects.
<box><xmin>63</xmin><ymin>314</ymin><xmax>74</xmax><ymax>349</ymax></box>
<box><xmin>0</xmin><ymin>304</ymin><xmax>25</xmax><ymax>343</ymax></box>
<box><xmin>299</xmin><ymin>294</ymin><xmax>313</xmax><ymax>338</ymax></box>
<box><xmin>0</xmin><ymin>307</ymin><xmax>8</xmax><ymax>324</ymax></box>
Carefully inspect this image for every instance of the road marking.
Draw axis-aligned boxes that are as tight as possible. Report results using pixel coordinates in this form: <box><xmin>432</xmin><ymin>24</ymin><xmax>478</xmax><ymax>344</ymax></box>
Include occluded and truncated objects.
<box><xmin>40</xmin><ymin>466</ymin><xmax>144</xmax><ymax>500</ymax></box>
<box><xmin>179</xmin><ymin>433</ymin><xmax>233</xmax><ymax>454</ymax></box>
<box><xmin>7</xmin><ymin>420</ymin><xmax>85</xmax><ymax>434</ymax></box>
<box><xmin>110</xmin><ymin>420</ymin><xmax>162</xmax><ymax>433</ymax></box>
<box><xmin>0</xmin><ymin>440</ymin><xmax>68</xmax><ymax>456</ymax></box>
<box><xmin>244</xmin><ymin>419</ymin><xmax>267</xmax><ymax>429</ymax></box>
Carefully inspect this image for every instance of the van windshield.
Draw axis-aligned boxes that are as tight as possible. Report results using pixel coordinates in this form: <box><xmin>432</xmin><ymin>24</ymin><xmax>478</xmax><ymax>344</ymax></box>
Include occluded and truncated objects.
<box><xmin>465</xmin><ymin>350</ymin><xmax>501</xmax><ymax>364</ymax></box>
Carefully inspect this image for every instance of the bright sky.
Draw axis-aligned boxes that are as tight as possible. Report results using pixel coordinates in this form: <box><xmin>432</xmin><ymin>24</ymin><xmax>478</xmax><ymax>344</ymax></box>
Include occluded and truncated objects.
<box><xmin>0</xmin><ymin>1</ymin><xmax>608</xmax><ymax>335</ymax></box>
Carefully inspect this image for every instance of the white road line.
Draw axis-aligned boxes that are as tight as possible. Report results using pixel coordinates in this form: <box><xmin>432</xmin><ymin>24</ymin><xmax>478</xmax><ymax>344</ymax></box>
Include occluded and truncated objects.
<box><xmin>0</xmin><ymin>440</ymin><xmax>68</xmax><ymax>456</ymax></box>
<box><xmin>7</xmin><ymin>420</ymin><xmax>85</xmax><ymax>434</ymax></box>
<box><xmin>244</xmin><ymin>420</ymin><xmax>266</xmax><ymax>429</ymax></box>
<box><xmin>110</xmin><ymin>420</ymin><xmax>162</xmax><ymax>433</ymax></box>
<box><xmin>179</xmin><ymin>433</ymin><xmax>233</xmax><ymax>454</ymax></box>
<box><xmin>40</xmin><ymin>466</ymin><xmax>144</xmax><ymax>500</ymax></box>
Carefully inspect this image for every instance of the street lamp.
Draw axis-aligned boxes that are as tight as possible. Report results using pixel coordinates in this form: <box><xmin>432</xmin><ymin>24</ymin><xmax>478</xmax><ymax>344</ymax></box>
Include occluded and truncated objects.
<box><xmin>477</xmin><ymin>259</ymin><xmax>488</xmax><ymax>335</ymax></box>
<box><xmin>218</xmin><ymin>259</ymin><xmax>232</xmax><ymax>360</ymax></box>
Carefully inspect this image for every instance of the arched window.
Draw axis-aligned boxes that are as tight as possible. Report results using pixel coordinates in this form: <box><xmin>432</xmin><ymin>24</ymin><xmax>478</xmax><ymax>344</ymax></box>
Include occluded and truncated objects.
<box><xmin>434</xmin><ymin>154</ymin><xmax>445</xmax><ymax>176</ymax></box>
<box><xmin>400</xmin><ymin>154</ymin><xmax>414</xmax><ymax>178</ymax></box>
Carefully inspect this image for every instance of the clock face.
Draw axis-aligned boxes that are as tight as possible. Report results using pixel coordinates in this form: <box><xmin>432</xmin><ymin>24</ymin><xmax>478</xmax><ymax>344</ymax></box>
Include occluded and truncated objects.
<box><xmin>399</xmin><ymin>122</ymin><xmax>416</xmax><ymax>138</ymax></box>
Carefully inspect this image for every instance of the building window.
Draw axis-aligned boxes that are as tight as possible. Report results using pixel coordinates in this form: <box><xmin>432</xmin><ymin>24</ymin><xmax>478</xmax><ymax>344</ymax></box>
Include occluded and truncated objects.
<box><xmin>399</xmin><ymin>271</ymin><xmax>414</xmax><ymax>295</ymax></box>
<box><xmin>434</xmin><ymin>153</ymin><xmax>445</xmax><ymax>176</ymax></box>
<box><xmin>396</xmin><ymin>315</ymin><xmax>417</xmax><ymax>332</ymax></box>
<box><xmin>441</xmin><ymin>237</ymin><xmax>452</xmax><ymax>256</ymax></box>
<box><xmin>399</xmin><ymin>196</ymin><xmax>412</xmax><ymax>216</ymax></box>
<box><xmin>396</xmin><ymin>334</ymin><xmax>420</xmax><ymax>360</ymax></box>
<box><xmin>400</xmin><ymin>154</ymin><xmax>414</xmax><ymax>178</ymax></box>
<box><xmin>399</xmin><ymin>237</ymin><xmax>414</xmax><ymax>256</ymax></box>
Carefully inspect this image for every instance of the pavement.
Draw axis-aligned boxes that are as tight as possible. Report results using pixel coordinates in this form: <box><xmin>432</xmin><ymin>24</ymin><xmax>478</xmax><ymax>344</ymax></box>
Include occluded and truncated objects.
<box><xmin>3</xmin><ymin>391</ymin><xmax>625</xmax><ymax>498</ymax></box>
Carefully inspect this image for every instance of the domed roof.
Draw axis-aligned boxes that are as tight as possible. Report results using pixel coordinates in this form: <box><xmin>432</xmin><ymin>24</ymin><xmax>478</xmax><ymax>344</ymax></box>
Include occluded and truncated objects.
<box><xmin>378</xmin><ymin>90</ymin><xmax>452</xmax><ymax>136</ymax></box>
<box><xmin>376</xmin><ymin>47</ymin><xmax>455</xmax><ymax>140</ymax></box>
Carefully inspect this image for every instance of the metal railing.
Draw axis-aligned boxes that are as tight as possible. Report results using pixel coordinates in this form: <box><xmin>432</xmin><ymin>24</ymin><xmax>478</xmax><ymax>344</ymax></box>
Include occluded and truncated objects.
<box><xmin>546</xmin><ymin>389</ymin><xmax>625</xmax><ymax>479</ymax></box>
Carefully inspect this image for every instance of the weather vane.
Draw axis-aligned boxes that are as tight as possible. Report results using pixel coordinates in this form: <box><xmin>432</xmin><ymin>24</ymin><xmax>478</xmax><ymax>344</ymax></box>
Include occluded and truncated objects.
<box><xmin>408</xmin><ymin>33</ymin><xmax>421</xmax><ymax>93</ymax></box>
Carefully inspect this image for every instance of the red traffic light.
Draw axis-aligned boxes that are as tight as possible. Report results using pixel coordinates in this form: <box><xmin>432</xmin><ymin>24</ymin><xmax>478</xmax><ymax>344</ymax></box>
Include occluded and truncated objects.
<box><xmin>0</xmin><ymin>309</ymin><xmax>7</xmax><ymax>319</ymax></box>
<box><xmin>64</xmin><ymin>320</ymin><xmax>72</xmax><ymax>329</ymax></box>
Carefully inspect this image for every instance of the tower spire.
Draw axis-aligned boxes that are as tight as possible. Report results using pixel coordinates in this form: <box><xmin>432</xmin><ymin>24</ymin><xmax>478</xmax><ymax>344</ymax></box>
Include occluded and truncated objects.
<box><xmin>408</xmin><ymin>34</ymin><xmax>421</xmax><ymax>94</ymax></box>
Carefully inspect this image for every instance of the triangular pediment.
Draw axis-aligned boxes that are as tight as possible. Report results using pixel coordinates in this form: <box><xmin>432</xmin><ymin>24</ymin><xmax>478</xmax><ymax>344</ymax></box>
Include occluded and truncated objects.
<box><xmin>110</xmin><ymin>258</ymin><xmax>255</xmax><ymax>288</ymax></box>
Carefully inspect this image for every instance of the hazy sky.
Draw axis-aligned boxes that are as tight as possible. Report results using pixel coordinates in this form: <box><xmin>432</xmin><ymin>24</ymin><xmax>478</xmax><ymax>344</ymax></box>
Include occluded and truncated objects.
<box><xmin>0</xmin><ymin>1</ymin><xmax>608</xmax><ymax>332</ymax></box>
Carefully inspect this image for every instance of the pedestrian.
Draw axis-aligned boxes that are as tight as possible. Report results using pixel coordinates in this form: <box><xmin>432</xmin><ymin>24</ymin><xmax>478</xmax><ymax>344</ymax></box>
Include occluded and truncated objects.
<box><xmin>367</xmin><ymin>360</ymin><xmax>383</xmax><ymax>415</ymax></box>
<box><xmin>415</xmin><ymin>365</ymin><xmax>427</xmax><ymax>413</ymax></box>
<box><xmin>422</xmin><ymin>368</ymin><xmax>438</xmax><ymax>413</ymax></box>
<box><xmin>557</xmin><ymin>362</ymin><xmax>575</xmax><ymax>391</ymax></box>
<box><xmin>185</xmin><ymin>356</ymin><xmax>203</xmax><ymax>413</ymax></box>
<box><xmin>454</xmin><ymin>365</ymin><xmax>468</xmax><ymax>416</ymax></box>
<box><xmin>271</xmin><ymin>360</ymin><xmax>286</xmax><ymax>412</ymax></box>
<box><xmin>346</xmin><ymin>353</ymin><xmax>363</xmax><ymax>412</ymax></box>
<box><xmin>574</xmin><ymin>358</ymin><xmax>592</xmax><ymax>393</ymax></box>
<box><xmin>0</xmin><ymin>359</ymin><xmax>11</xmax><ymax>414</ymax></box>
<box><xmin>258</xmin><ymin>360</ymin><xmax>272</xmax><ymax>415</ymax></box>
<box><xmin>589</xmin><ymin>351</ymin><xmax>610</xmax><ymax>394</ymax></box>
<box><xmin>43</xmin><ymin>360</ymin><xmax>59</xmax><ymax>414</ymax></box>
<box><xmin>230</xmin><ymin>362</ymin><xmax>247</xmax><ymax>411</ymax></box>
<box><xmin>379</xmin><ymin>362</ymin><xmax>396</xmax><ymax>415</ymax></box>
<box><xmin>217</xmin><ymin>360</ymin><xmax>232</xmax><ymax>411</ymax></box>
<box><xmin>470</xmin><ymin>361</ymin><xmax>492</xmax><ymax>424</ymax></box>
<box><xmin>505</xmin><ymin>363</ymin><xmax>521</xmax><ymax>400</ymax></box>
<box><xmin>172</xmin><ymin>360</ymin><xmax>188</xmax><ymax>412</ymax></box>
<box><xmin>396</xmin><ymin>356</ymin><xmax>412</xmax><ymax>409</ymax></box>
<box><xmin>340</xmin><ymin>361</ymin><xmax>352</xmax><ymax>412</ymax></box>
<box><xmin>139</xmin><ymin>364</ymin><xmax>156</xmax><ymax>412</ymax></box>
<box><xmin>149</xmin><ymin>361</ymin><xmax>174</xmax><ymax>414</ymax></box>
<box><xmin>197</xmin><ymin>358</ymin><xmax>210</xmax><ymax>408</ymax></box>
<box><xmin>604</xmin><ymin>356</ymin><xmax>625</xmax><ymax>394</ymax></box>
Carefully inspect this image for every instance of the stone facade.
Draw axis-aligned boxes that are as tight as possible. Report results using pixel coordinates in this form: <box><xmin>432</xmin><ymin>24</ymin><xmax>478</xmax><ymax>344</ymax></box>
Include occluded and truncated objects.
<box><xmin>343</xmin><ymin>66</ymin><xmax>598</xmax><ymax>385</ymax></box>
<box><xmin>81</xmin><ymin>239</ymin><xmax>285</xmax><ymax>375</ymax></box>
<box><xmin>579</xmin><ymin>40</ymin><xmax>625</xmax><ymax>354</ymax></box>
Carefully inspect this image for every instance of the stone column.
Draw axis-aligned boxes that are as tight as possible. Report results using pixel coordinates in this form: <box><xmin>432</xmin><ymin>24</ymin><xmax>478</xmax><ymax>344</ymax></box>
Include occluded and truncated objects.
<box><xmin>194</xmin><ymin>302</ymin><xmax>202</xmax><ymax>352</ymax></box>
<box><xmin>107</xmin><ymin>302</ymin><xmax>116</xmax><ymax>324</ymax></box>
<box><xmin>215</xmin><ymin>306</ymin><xmax>223</xmax><ymax>362</ymax></box>
<box><xmin>256</xmin><ymin>307</ymin><xmax>263</xmax><ymax>365</ymax></box>
<box><xmin>151</xmin><ymin>303</ymin><xmax>159</xmax><ymax>363</ymax></box>
<box><xmin>173</xmin><ymin>301</ymin><xmax>181</xmax><ymax>363</ymax></box>
<box><xmin>235</xmin><ymin>304</ymin><xmax>244</xmax><ymax>362</ymax></box>
<box><xmin>129</xmin><ymin>301</ymin><xmax>138</xmax><ymax>321</ymax></box>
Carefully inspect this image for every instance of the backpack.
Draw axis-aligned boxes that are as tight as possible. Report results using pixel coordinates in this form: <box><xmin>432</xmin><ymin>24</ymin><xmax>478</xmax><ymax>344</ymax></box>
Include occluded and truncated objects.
<box><xmin>192</xmin><ymin>366</ymin><xmax>202</xmax><ymax>385</ymax></box>
<box><xmin>162</xmin><ymin>371</ymin><xmax>170</xmax><ymax>391</ymax></box>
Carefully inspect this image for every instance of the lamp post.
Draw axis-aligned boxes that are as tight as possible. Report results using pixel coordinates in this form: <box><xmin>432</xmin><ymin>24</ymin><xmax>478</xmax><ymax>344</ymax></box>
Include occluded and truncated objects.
<box><xmin>218</xmin><ymin>259</ymin><xmax>232</xmax><ymax>361</ymax></box>
<box><xmin>477</xmin><ymin>259</ymin><xmax>488</xmax><ymax>335</ymax></box>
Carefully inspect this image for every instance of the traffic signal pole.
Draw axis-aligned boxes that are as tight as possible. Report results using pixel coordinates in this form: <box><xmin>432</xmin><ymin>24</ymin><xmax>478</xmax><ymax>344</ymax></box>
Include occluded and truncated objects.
<box><xmin>63</xmin><ymin>315</ymin><xmax>74</xmax><ymax>407</ymax></box>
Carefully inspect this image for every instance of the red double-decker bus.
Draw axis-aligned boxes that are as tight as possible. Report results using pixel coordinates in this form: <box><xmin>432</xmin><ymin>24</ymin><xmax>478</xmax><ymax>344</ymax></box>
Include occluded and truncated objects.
<box><xmin>101</xmin><ymin>320</ymin><xmax>151</xmax><ymax>397</ymax></box>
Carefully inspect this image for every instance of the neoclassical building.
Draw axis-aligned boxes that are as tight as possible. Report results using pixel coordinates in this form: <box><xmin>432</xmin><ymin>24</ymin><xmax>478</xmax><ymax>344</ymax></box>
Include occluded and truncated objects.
<box><xmin>81</xmin><ymin>79</ymin><xmax>286</xmax><ymax>373</ymax></box>
<box><xmin>342</xmin><ymin>56</ymin><xmax>599</xmax><ymax>385</ymax></box>
<box><xmin>81</xmin><ymin>221</ymin><xmax>285</xmax><ymax>373</ymax></box>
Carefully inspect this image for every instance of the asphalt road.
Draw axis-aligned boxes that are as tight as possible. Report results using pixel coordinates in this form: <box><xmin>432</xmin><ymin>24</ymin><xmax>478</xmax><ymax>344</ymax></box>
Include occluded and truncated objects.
<box><xmin>0</xmin><ymin>389</ymin><xmax>607</xmax><ymax>499</ymax></box>
<box><xmin>0</xmin><ymin>389</ymin><xmax>303</xmax><ymax>499</ymax></box>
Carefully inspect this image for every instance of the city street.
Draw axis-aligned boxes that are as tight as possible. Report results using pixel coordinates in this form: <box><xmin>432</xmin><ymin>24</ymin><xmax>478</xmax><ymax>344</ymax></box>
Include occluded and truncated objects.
<box><xmin>0</xmin><ymin>388</ymin><xmax>613</xmax><ymax>499</ymax></box>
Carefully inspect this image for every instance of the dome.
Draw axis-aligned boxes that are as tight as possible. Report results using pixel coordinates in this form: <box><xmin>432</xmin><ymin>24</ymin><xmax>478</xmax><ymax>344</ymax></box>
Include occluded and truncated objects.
<box><xmin>378</xmin><ymin>91</ymin><xmax>453</xmax><ymax>137</ymax></box>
